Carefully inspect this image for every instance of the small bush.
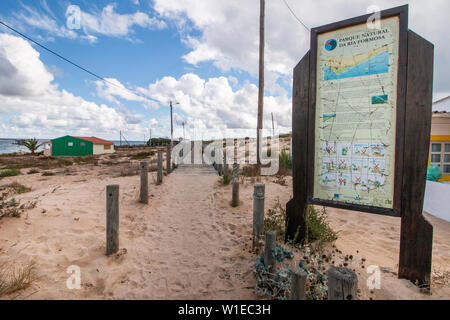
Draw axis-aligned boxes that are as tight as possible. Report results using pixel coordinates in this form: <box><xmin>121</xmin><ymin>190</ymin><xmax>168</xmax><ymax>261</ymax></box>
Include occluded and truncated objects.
<box><xmin>307</xmin><ymin>206</ymin><xmax>338</xmax><ymax>245</ymax></box>
<box><xmin>264</xmin><ymin>201</ymin><xmax>286</xmax><ymax>241</ymax></box>
<box><xmin>8</xmin><ymin>182</ymin><xmax>31</xmax><ymax>194</ymax></box>
<box><xmin>27</xmin><ymin>169</ymin><xmax>39</xmax><ymax>175</ymax></box>
<box><xmin>42</xmin><ymin>172</ymin><xmax>54</xmax><ymax>176</ymax></box>
<box><xmin>278</xmin><ymin>150</ymin><xmax>291</xmax><ymax>176</ymax></box>
<box><xmin>220</xmin><ymin>174</ymin><xmax>231</xmax><ymax>185</ymax></box>
<box><xmin>0</xmin><ymin>169</ymin><xmax>20</xmax><ymax>178</ymax></box>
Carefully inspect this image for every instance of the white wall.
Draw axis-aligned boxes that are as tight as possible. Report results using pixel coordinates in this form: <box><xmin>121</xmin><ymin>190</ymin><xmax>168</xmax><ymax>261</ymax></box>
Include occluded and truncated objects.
<box><xmin>423</xmin><ymin>181</ymin><xmax>450</xmax><ymax>222</ymax></box>
<box><xmin>93</xmin><ymin>144</ymin><xmax>115</xmax><ymax>155</ymax></box>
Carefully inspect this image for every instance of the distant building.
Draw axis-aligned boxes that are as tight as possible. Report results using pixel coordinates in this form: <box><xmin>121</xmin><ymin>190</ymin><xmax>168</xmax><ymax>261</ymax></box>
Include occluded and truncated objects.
<box><xmin>429</xmin><ymin>96</ymin><xmax>450</xmax><ymax>181</ymax></box>
<box><xmin>43</xmin><ymin>135</ymin><xmax>115</xmax><ymax>157</ymax></box>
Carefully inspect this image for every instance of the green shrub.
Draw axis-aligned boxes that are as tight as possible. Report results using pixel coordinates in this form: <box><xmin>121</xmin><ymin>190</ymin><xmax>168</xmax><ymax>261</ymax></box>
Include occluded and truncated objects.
<box><xmin>306</xmin><ymin>206</ymin><xmax>338</xmax><ymax>245</ymax></box>
<box><xmin>27</xmin><ymin>169</ymin><xmax>39</xmax><ymax>175</ymax></box>
<box><xmin>220</xmin><ymin>174</ymin><xmax>231</xmax><ymax>185</ymax></box>
<box><xmin>264</xmin><ymin>203</ymin><xmax>337</xmax><ymax>246</ymax></box>
<box><xmin>8</xmin><ymin>182</ymin><xmax>31</xmax><ymax>194</ymax></box>
<box><xmin>264</xmin><ymin>201</ymin><xmax>286</xmax><ymax>241</ymax></box>
<box><xmin>42</xmin><ymin>172</ymin><xmax>54</xmax><ymax>176</ymax></box>
<box><xmin>0</xmin><ymin>169</ymin><xmax>20</xmax><ymax>177</ymax></box>
<box><xmin>278</xmin><ymin>150</ymin><xmax>291</xmax><ymax>175</ymax></box>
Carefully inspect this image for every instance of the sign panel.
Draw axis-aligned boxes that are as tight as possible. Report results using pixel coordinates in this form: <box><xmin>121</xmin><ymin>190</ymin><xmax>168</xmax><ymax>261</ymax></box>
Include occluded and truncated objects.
<box><xmin>313</xmin><ymin>16</ymin><xmax>400</xmax><ymax>209</ymax></box>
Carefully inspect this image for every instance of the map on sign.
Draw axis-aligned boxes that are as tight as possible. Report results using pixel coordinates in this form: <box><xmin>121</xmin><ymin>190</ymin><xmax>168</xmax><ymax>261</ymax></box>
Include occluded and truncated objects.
<box><xmin>313</xmin><ymin>17</ymin><xmax>399</xmax><ymax>209</ymax></box>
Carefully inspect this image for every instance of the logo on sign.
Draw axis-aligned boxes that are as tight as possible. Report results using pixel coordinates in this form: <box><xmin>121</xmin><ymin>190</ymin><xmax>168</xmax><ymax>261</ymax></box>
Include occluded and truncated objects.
<box><xmin>325</xmin><ymin>39</ymin><xmax>338</xmax><ymax>51</ymax></box>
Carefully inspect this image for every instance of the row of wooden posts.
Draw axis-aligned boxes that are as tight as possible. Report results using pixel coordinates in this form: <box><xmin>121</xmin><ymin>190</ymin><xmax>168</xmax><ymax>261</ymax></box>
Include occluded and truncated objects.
<box><xmin>106</xmin><ymin>148</ymin><xmax>358</xmax><ymax>300</ymax></box>
<box><xmin>106</xmin><ymin>146</ymin><xmax>172</xmax><ymax>256</ymax></box>
<box><xmin>253</xmin><ymin>184</ymin><xmax>358</xmax><ymax>300</ymax></box>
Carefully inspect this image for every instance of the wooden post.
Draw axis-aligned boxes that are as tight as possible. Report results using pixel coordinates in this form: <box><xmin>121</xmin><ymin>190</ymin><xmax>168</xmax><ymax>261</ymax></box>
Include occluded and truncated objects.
<box><xmin>290</xmin><ymin>267</ymin><xmax>307</xmax><ymax>300</ymax></box>
<box><xmin>327</xmin><ymin>267</ymin><xmax>358</xmax><ymax>300</ymax></box>
<box><xmin>253</xmin><ymin>184</ymin><xmax>265</xmax><ymax>249</ymax></box>
<box><xmin>285</xmin><ymin>52</ymin><xmax>309</xmax><ymax>245</ymax></box>
<box><xmin>106</xmin><ymin>184</ymin><xmax>119</xmax><ymax>255</ymax></box>
<box><xmin>139</xmin><ymin>162</ymin><xmax>148</xmax><ymax>204</ymax></box>
<box><xmin>166</xmin><ymin>145</ymin><xmax>171</xmax><ymax>174</ymax></box>
<box><xmin>231</xmin><ymin>163</ymin><xmax>240</xmax><ymax>207</ymax></box>
<box><xmin>157</xmin><ymin>151</ymin><xmax>163</xmax><ymax>185</ymax></box>
<box><xmin>223</xmin><ymin>150</ymin><xmax>229</xmax><ymax>177</ymax></box>
<box><xmin>264</xmin><ymin>230</ymin><xmax>276</xmax><ymax>268</ymax></box>
<box><xmin>398</xmin><ymin>31</ymin><xmax>434</xmax><ymax>289</ymax></box>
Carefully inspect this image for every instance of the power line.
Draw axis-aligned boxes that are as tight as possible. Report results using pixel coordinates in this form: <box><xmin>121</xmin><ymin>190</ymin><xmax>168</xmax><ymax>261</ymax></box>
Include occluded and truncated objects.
<box><xmin>0</xmin><ymin>20</ymin><xmax>158</xmax><ymax>104</ymax></box>
<box><xmin>281</xmin><ymin>0</ymin><xmax>310</xmax><ymax>32</ymax></box>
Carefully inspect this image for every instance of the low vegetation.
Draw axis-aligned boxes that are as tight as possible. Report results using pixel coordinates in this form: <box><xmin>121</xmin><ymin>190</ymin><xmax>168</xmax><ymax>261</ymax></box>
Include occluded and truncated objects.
<box><xmin>0</xmin><ymin>262</ymin><xmax>37</xmax><ymax>297</ymax></box>
<box><xmin>41</xmin><ymin>172</ymin><xmax>55</xmax><ymax>177</ymax></box>
<box><xmin>264</xmin><ymin>201</ymin><xmax>287</xmax><ymax>242</ymax></box>
<box><xmin>131</xmin><ymin>151</ymin><xmax>155</xmax><ymax>160</ymax></box>
<box><xmin>0</xmin><ymin>169</ymin><xmax>21</xmax><ymax>178</ymax></box>
<box><xmin>27</xmin><ymin>169</ymin><xmax>39</xmax><ymax>175</ymax></box>
<box><xmin>306</xmin><ymin>206</ymin><xmax>338</xmax><ymax>245</ymax></box>
<box><xmin>220</xmin><ymin>174</ymin><xmax>231</xmax><ymax>185</ymax></box>
<box><xmin>278</xmin><ymin>150</ymin><xmax>291</xmax><ymax>176</ymax></box>
<box><xmin>264</xmin><ymin>202</ymin><xmax>337</xmax><ymax>246</ymax></box>
<box><xmin>8</xmin><ymin>182</ymin><xmax>31</xmax><ymax>194</ymax></box>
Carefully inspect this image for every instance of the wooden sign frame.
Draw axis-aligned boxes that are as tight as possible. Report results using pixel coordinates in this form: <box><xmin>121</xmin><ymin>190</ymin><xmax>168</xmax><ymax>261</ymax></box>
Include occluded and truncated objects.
<box><xmin>286</xmin><ymin>4</ymin><xmax>434</xmax><ymax>288</ymax></box>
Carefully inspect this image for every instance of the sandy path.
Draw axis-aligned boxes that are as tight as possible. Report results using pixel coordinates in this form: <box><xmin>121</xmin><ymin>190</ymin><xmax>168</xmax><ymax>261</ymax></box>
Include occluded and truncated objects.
<box><xmin>0</xmin><ymin>163</ymin><xmax>257</xmax><ymax>299</ymax></box>
<box><xmin>127</xmin><ymin>164</ymin><xmax>256</xmax><ymax>299</ymax></box>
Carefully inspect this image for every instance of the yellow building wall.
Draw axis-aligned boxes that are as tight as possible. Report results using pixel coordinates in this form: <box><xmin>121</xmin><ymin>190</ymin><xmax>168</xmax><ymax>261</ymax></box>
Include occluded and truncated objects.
<box><xmin>93</xmin><ymin>144</ymin><xmax>115</xmax><ymax>155</ymax></box>
<box><xmin>430</xmin><ymin>116</ymin><xmax>450</xmax><ymax>181</ymax></box>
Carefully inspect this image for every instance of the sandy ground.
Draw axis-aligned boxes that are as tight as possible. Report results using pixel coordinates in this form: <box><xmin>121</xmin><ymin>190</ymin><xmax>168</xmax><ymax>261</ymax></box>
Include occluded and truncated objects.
<box><xmin>0</xmin><ymin>149</ymin><xmax>449</xmax><ymax>300</ymax></box>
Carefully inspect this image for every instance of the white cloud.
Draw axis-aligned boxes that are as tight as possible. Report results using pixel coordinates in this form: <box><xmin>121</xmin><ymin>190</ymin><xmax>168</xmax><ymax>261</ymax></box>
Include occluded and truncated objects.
<box><xmin>9</xmin><ymin>3</ymin><xmax>166</xmax><ymax>42</ymax></box>
<box><xmin>0</xmin><ymin>33</ymin><xmax>145</xmax><ymax>139</ymax></box>
<box><xmin>79</xmin><ymin>4</ymin><xmax>167</xmax><ymax>38</ymax></box>
<box><xmin>139</xmin><ymin>73</ymin><xmax>291</xmax><ymax>135</ymax></box>
<box><xmin>95</xmin><ymin>78</ymin><xmax>158</xmax><ymax>109</ymax></box>
<box><xmin>153</xmin><ymin>0</ymin><xmax>450</xmax><ymax>96</ymax></box>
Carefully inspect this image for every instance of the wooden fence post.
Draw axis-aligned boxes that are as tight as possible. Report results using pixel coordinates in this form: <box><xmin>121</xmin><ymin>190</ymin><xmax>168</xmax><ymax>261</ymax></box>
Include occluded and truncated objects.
<box><xmin>106</xmin><ymin>184</ymin><xmax>119</xmax><ymax>255</ymax></box>
<box><xmin>139</xmin><ymin>161</ymin><xmax>148</xmax><ymax>204</ymax></box>
<box><xmin>264</xmin><ymin>230</ymin><xmax>276</xmax><ymax>268</ymax></box>
<box><xmin>290</xmin><ymin>267</ymin><xmax>307</xmax><ymax>300</ymax></box>
<box><xmin>253</xmin><ymin>184</ymin><xmax>265</xmax><ymax>250</ymax></box>
<box><xmin>327</xmin><ymin>266</ymin><xmax>358</xmax><ymax>300</ymax></box>
<box><xmin>231</xmin><ymin>163</ymin><xmax>240</xmax><ymax>207</ymax></box>
<box><xmin>157</xmin><ymin>151</ymin><xmax>163</xmax><ymax>185</ymax></box>
<box><xmin>223</xmin><ymin>150</ymin><xmax>229</xmax><ymax>177</ymax></box>
<box><xmin>166</xmin><ymin>145</ymin><xmax>171</xmax><ymax>174</ymax></box>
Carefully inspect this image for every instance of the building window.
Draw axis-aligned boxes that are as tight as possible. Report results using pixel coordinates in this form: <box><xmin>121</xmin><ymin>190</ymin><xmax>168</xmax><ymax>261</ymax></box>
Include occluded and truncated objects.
<box><xmin>430</xmin><ymin>142</ymin><xmax>450</xmax><ymax>175</ymax></box>
<box><xmin>104</xmin><ymin>145</ymin><xmax>111</xmax><ymax>150</ymax></box>
<box><xmin>68</xmin><ymin>142</ymin><xmax>73</xmax><ymax>147</ymax></box>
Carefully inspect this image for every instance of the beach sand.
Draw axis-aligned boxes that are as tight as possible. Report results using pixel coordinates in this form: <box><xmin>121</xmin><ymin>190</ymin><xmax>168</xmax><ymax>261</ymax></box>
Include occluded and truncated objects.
<box><xmin>0</xmin><ymin>148</ymin><xmax>448</xmax><ymax>300</ymax></box>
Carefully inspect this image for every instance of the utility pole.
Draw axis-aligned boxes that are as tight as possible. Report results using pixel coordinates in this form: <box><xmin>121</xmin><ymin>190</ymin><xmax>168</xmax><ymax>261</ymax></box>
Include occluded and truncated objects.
<box><xmin>257</xmin><ymin>0</ymin><xmax>265</xmax><ymax>170</ymax></box>
<box><xmin>170</xmin><ymin>100</ymin><xmax>174</xmax><ymax>149</ymax></box>
<box><xmin>271</xmin><ymin>112</ymin><xmax>275</xmax><ymax>137</ymax></box>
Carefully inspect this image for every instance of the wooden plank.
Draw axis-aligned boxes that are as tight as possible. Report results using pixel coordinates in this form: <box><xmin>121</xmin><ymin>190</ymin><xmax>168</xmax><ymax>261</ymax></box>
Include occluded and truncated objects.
<box><xmin>398</xmin><ymin>30</ymin><xmax>434</xmax><ymax>289</ymax></box>
<box><xmin>285</xmin><ymin>52</ymin><xmax>309</xmax><ymax>244</ymax></box>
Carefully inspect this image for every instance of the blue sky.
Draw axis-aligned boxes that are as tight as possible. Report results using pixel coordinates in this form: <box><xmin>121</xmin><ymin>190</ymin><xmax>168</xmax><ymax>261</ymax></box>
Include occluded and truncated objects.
<box><xmin>0</xmin><ymin>0</ymin><xmax>449</xmax><ymax>140</ymax></box>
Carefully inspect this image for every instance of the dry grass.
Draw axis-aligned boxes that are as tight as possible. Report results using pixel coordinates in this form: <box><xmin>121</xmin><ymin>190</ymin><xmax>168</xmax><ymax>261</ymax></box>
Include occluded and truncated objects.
<box><xmin>8</xmin><ymin>182</ymin><xmax>31</xmax><ymax>194</ymax></box>
<box><xmin>0</xmin><ymin>262</ymin><xmax>37</xmax><ymax>297</ymax></box>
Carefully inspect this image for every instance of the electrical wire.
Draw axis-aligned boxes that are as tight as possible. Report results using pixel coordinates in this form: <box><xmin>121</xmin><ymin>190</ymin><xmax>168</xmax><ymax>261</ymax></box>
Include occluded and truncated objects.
<box><xmin>0</xmin><ymin>20</ymin><xmax>158</xmax><ymax>104</ymax></box>
<box><xmin>281</xmin><ymin>0</ymin><xmax>310</xmax><ymax>32</ymax></box>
